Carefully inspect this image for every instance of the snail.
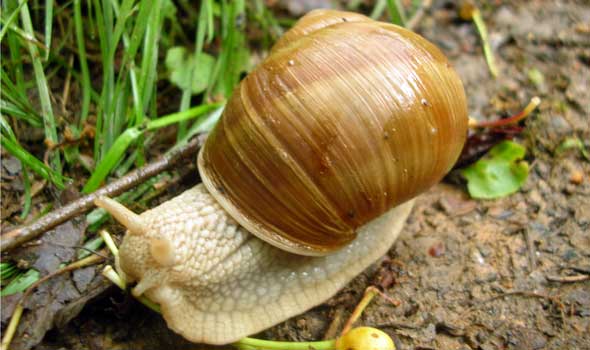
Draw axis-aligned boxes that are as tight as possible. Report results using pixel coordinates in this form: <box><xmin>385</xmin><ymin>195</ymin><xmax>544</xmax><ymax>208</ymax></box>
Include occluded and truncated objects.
<box><xmin>95</xmin><ymin>9</ymin><xmax>468</xmax><ymax>345</ymax></box>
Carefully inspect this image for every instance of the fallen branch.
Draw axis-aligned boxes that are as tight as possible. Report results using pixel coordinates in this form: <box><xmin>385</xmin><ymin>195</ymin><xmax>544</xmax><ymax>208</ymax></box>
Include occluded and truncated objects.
<box><xmin>1</xmin><ymin>136</ymin><xmax>203</xmax><ymax>253</ymax></box>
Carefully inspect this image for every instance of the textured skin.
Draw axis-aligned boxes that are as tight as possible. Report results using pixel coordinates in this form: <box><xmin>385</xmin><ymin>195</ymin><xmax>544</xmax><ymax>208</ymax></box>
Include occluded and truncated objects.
<box><xmin>118</xmin><ymin>184</ymin><xmax>414</xmax><ymax>344</ymax></box>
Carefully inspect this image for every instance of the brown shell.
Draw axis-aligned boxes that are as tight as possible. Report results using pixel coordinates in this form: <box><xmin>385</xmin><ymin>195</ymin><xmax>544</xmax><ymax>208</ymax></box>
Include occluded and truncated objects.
<box><xmin>198</xmin><ymin>9</ymin><xmax>468</xmax><ymax>255</ymax></box>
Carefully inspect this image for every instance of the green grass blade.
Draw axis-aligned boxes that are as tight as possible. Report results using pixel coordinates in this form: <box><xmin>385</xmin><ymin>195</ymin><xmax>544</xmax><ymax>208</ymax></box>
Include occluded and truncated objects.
<box><xmin>205</xmin><ymin>0</ymin><xmax>214</xmax><ymax>43</ymax></box>
<box><xmin>19</xmin><ymin>166</ymin><xmax>32</xmax><ymax>219</ymax></box>
<box><xmin>73</xmin><ymin>0</ymin><xmax>91</xmax><ymax>124</ymax></box>
<box><xmin>0</xmin><ymin>0</ymin><xmax>27</xmax><ymax>42</ymax></box>
<box><xmin>0</xmin><ymin>100</ymin><xmax>42</xmax><ymax>128</ymax></box>
<box><xmin>93</xmin><ymin>0</ymin><xmax>115</xmax><ymax>160</ymax></box>
<box><xmin>386</xmin><ymin>0</ymin><xmax>406</xmax><ymax>26</ymax></box>
<box><xmin>120</xmin><ymin>0</ymin><xmax>153</xmax><ymax>128</ymax></box>
<box><xmin>83</xmin><ymin>126</ymin><xmax>142</xmax><ymax>193</ymax></box>
<box><xmin>0</xmin><ymin>263</ymin><xmax>19</xmax><ymax>281</ymax></box>
<box><xmin>137</xmin><ymin>0</ymin><xmax>163</xmax><ymax>114</ymax></box>
<box><xmin>44</xmin><ymin>0</ymin><xmax>54</xmax><ymax>60</ymax></box>
<box><xmin>77</xmin><ymin>236</ymin><xmax>105</xmax><ymax>259</ymax></box>
<box><xmin>19</xmin><ymin>1</ymin><xmax>62</xmax><ymax>172</ymax></box>
<box><xmin>0</xmin><ymin>114</ymin><xmax>17</xmax><ymax>139</ymax></box>
<box><xmin>177</xmin><ymin>0</ymin><xmax>214</xmax><ymax>140</ymax></box>
<box><xmin>371</xmin><ymin>0</ymin><xmax>386</xmax><ymax>19</ymax></box>
<box><xmin>110</xmin><ymin>0</ymin><xmax>135</xmax><ymax>50</ymax></box>
<box><xmin>120</xmin><ymin>0</ymin><xmax>153</xmax><ymax>70</ymax></box>
<box><xmin>252</xmin><ymin>0</ymin><xmax>282</xmax><ymax>48</ymax></box>
<box><xmin>83</xmin><ymin>102</ymin><xmax>221</xmax><ymax>193</ymax></box>
<box><xmin>207</xmin><ymin>0</ymin><xmax>248</xmax><ymax>99</ymax></box>
<box><xmin>1</xmin><ymin>269</ymin><xmax>41</xmax><ymax>296</ymax></box>
<box><xmin>5</xmin><ymin>25</ymin><xmax>25</xmax><ymax>92</ymax></box>
<box><xmin>147</xmin><ymin>102</ymin><xmax>222</xmax><ymax>130</ymax></box>
<box><xmin>1</xmin><ymin>135</ymin><xmax>66</xmax><ymax>190</ymax></box>
<box><xmin>172</xmin><ymin>104</ymin><xmax>224</xmax><ymax>151</ymax></box>
<box><xmin>471</xmin><ymin>8</ymin><xmax>499</xmax><ymax>78</ymax></box>
<box><xmin>0</xmin><ymin>17</ymin><xmax>46</xmax><ymax>49</ymax></box>
<box><xmin>1</xmin><ymin>67</ymin><xmax>43</xmax><ymax>127</ymax></box>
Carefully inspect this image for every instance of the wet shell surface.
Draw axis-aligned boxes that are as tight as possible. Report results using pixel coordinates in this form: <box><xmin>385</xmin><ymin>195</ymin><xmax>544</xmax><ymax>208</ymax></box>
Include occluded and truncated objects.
<box><xmin>199</xmin><ymin>10</ymin><xmax>468</xmax><ymax>255</ymax></box>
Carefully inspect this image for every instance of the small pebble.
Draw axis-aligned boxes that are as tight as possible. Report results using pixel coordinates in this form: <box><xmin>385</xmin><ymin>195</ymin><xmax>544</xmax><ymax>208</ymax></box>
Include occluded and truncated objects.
<box><xmin>569</xmin><ymin>170</ymin><xmax>583</xmax><ymax>184</ymax></box>
<box><xmin>428</xmin><ymin>242</ymin><xmax>446</xmax><ymax>257</ymax></box>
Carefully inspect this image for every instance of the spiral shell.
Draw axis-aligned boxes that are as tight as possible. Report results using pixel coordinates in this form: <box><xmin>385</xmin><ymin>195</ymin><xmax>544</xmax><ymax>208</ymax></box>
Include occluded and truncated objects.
<box><xmin>199</xmin><ymin>9</ymin><xmax>468</xmax><ymax>255</ymax></box>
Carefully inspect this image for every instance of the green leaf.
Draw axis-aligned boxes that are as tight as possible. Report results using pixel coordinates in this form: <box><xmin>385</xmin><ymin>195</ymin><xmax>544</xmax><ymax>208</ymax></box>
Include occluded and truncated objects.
<box><xmin>165</xmin><ymin>46</ymin><xmax>215</xmax><ymax>94</ymax></box>
<box><xmin>555</xmin><ymin>136</ymin><xmax>590</xmax><ymax>161</ymax></box>
<box><xmin>1</xmin><ymin>269</ymin><xmax>40</xmax><ymax>296</ymax></box>
<box><xmin>1</xmin><ymin>262</ymin><xmax>19</xmax><ymax>280</ymax></box>
<box><xmin>461</xmin><ymin>141</ymin><xmax>530</xmax><ymax>199</ymax></box>
<box><xmin>527</xmin><ymin>68</ymin><xmax>545</xmax><ymax>87</ymax></box>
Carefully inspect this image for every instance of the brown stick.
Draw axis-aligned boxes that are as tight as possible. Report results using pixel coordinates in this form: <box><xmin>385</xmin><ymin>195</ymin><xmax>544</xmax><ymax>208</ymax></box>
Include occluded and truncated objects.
<box><xmin>1</xmin><ymin>137</ymin><xmax>203</xmax><ymax>253</ymax></box>
<box><xmin>407</xmin><ymin>0</ymin><xmax>432</xmax><ymax>31</ymax></box>
<box><xmin>546</xmin><ymin>274</ymin><xmax>590</xmax><ymax>283</ymax></box>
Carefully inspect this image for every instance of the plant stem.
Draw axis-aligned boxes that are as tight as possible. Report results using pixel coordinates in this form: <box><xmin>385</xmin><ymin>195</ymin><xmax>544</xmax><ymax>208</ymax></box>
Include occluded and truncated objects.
<box><xmin>233</xmin><ymin>337</ymin><xmax>336</xmax><ymax>350</ymax></box>
<box><xmin>0</xmin><ymin>303</ymin><xmax>23</xmax><ymax>350</ymax></box>
<box><xmin>471</xmin><ymin>7</ymin><xmax>498</xmax><ymax>78</ymax></box>
<box><xmin>472</xmin><ymin>96</ymin><xmax>540</xmax><ymax>128</ymax></box>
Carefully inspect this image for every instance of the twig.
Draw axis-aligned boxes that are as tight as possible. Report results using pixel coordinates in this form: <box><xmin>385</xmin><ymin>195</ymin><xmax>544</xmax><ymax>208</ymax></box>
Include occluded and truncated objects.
<box><xmin>22</xmin><ymin>253</ymin><xmax>105</xmax><ymax>301</ymax></box>
<box><xmin>1</xmin><ymin>252</ymin><xmax>105</xmax><ymax>350</ymax></box>
<box><xmin>523</xmin><ymin>228</ymin><xmax>536</xmax><ymax>273</ymax></box>
<box><xmin>406</xmin><ymin>0</ymin><xmax>432</xmax><ymax>31</ymax></box>
<box><xmin>323</xmin><ymin>307</ymin><xmax>345</xmax><ymax>340</ymax></box>
<box><xmin>546</xmin><ymin>274</ymin><xmax>590</xmax><ymax>283</ymax></box>
<box><xmin>341</xmin><ymin>286</ymin><xmax>400</xmax><ymax>335</ymax></box>
<box><xmin>1</xmin><ymin>136</ymin><xmax>203</xmax><ymax>252</ymax></box>
<box><xmin>61</xmin><ymin>55</ymin><xmax>74</xmax><ymax>114</ymax></box>
<box><xmin>567</xmin><ymin>266</ymin><xmax>590</xmax><ymax>274</ymax></box>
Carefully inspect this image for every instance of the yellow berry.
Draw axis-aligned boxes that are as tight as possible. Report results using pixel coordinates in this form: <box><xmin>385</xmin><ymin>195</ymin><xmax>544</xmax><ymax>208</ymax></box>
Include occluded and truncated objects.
<box><xmin>335</xmin><ymin>327</ymin><xmax>396</xmax><ymax>350</ymax></box>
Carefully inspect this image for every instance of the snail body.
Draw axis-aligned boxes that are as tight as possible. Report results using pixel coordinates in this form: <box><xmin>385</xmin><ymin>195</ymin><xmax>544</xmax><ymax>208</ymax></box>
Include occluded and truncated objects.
<box><xmin>96</xmin><ymin>9</ymin><xmax>467</xmax><ymax>345</ymax></box>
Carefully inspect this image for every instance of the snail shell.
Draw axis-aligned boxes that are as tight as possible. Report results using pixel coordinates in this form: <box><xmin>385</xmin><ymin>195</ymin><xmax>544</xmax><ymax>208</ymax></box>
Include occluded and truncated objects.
<box><xmin>199</xmin><ymin>10</ymin><xmax>468</xmax><ymax>255</ymax></box>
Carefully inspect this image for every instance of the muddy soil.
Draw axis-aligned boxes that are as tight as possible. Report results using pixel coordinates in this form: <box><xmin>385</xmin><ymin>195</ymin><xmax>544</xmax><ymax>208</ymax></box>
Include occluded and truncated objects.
<box><xmin>4</xmin><ymin>1</ymin><xmax>589</xmax><ymax>349</ymax></box>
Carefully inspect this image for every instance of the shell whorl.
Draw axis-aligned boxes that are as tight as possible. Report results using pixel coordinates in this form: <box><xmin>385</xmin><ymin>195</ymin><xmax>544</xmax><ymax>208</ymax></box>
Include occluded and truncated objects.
<box><xmin>199</xmin><ymin>9</ymin><xmax>468</xmax><ymax>255</ymax></box>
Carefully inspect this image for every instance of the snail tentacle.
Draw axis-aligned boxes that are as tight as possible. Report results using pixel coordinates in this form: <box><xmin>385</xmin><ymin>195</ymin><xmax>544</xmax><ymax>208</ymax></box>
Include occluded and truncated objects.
<box><xmin>95</xmin><ymin>196</ymin><xmax>146</xmax><ymax>236</ymax></box>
